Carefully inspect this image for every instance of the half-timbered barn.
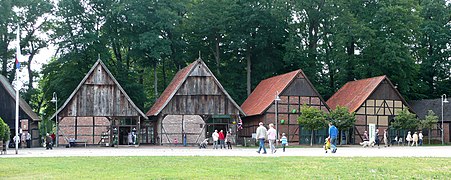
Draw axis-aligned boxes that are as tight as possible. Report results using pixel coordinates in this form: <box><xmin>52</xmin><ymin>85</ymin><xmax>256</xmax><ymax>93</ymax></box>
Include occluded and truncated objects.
<box><xmin>52</xmin><ymin>60</ymin><xmax>148</xmax><ymax>146</ymax></box>
<box><xmin>146</xmin><ymin>59</ymin><xmax>245</xmax><ymax>145</ymax></box>
<box><xmin>240</xmin><ymin>69</ymin><xmax>329</xmax><ymax>144</ymax></box>
<box><xmin>327</xmin><ymin>75</ymin><xmax>415</xmax><ymax>144</ymax></box>
<box><xmin>0</xmin><ymin>75</ymin><xmax>40</xmax><ymax>147</ymax></box>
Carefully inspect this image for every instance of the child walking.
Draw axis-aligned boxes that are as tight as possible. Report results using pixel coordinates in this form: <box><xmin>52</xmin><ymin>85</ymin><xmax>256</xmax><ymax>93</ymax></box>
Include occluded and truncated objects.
<box><xmin>280</xmin><ymin>133</ymin><xmax>288</xmax><ymax>152</ymax></box>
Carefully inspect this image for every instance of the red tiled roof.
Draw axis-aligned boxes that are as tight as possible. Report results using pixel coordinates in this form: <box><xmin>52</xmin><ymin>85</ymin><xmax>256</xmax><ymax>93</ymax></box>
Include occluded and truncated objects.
<box><xmin>146</xmin><ymin>61</ymin><xmax>196</xmax><ymax>116</ymax></box>
<box><xmin>326</xmin><ymin>75</ymin><xmax>386</xmax><ymax>112</ymax></box>
<box><xmin>241</xmin><ymin>70</ymin><xmax>301</xmax><ymax>116</ymax></box>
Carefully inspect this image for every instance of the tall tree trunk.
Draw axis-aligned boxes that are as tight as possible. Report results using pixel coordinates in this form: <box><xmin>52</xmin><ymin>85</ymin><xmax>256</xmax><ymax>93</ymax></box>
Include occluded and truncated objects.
<box><xmin>154</xmin><ymin>61</ymin><xmax>158</xmax><ymax>98</ymax></box>
<box><xmin>310</xmin><ymin>129</ymin><xmax>314</xmax><ymax>146</ymax></box>
<box><xmin>246</xmin><ymin>48</ymin><xmax>252</xmax><ymax>96</ymax></box>
<box><xmin>215</xmin><ymin>34</ymin><xmax>220</xmax><ymax>75</ymax></box>
<box><xmin>1</xmin><ymin>33</ymin><xmax>8</xmax><ymax>77</ymax></box>
<box><xmin>162</xmin><ymin>58</ymin><xmax>166</xmax><ymax>87</ymax></box>
<box><xmin>27</xmin><ymin>51</ymin><xmax>36</xmax><ymax>90</ymax></box>
<box><xmin>428</xmin><ymin>129</ymin><xmax>431</xmax><ymax>144</ymax></box>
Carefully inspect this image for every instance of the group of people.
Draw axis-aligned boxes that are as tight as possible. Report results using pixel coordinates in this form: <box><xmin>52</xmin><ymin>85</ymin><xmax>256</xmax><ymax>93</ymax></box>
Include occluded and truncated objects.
<box><xmin>405</xmin><ymin>131</ymin><xmax>423</xmax><ymax>146</ymax></box>
<box><xmin>255</xmin><ymin>122</ymin><xmax>339</xmax><ymax>154</ymax></box>
<box><xmin>362</xmin><ymin>129</ymin><xmax>424</xmax><ymax>147</ymax></box>
<box><xmin>11</xmin><ymin>131</ymin><xmax>32</xmax><ymax>148</ymax></box>
<box><xmin>362</xmin><ymin>129</ymin><xmax>390</xmax><ymax>148</ymax></box>
<box><xmin>211</xmin><ymin>130</ymin><xmax>233</xmax><ymax>149</ymax></box>
<box><xmin>255</xmin><ymin>122</ymin><xmax>289</xmax><ymax>154</ymax></box>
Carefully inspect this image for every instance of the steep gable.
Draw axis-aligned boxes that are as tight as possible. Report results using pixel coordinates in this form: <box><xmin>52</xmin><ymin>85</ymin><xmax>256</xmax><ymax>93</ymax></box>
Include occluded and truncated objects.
<box><xmin>147</xmin><ymin>59</ymin><xmax>245</xmax><ymax>116</ymax></box>
<box><xmin>0</xmin><ymin>75</ymin><xmax>40</xmax><ymax>122</ymax></box>
<box><xmin>241</xmin><ymin>69</ymin><xmax>328</xmax><ymax>116</ymax></box>
<box><xmin>52</xmin><ymin>60</ymin><xmax>147</xmax><ymax>119</ymax></box>
<box><xmin>327</xmin><ymin>75</ymin><xmax>412</xmax><ymax>113</ymax></box>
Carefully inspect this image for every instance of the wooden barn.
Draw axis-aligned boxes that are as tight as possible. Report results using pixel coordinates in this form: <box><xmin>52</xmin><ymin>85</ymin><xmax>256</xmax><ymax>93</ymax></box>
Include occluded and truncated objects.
<box><xmin>0</xmin><ymin>75</ymin><xmax>40</xmax><ymax>147</ymax></box>
<box><xmin>51</xmin><ymin>60</ymin><xmax>148</xmax><ymax>146</ymax></box>
<box><xmin>147</xmin><ymin>59</ymin><xmax>245</xmax><ymax>145</ymax></box>
<box><xmin>240</xmin><ymin>69</ymin><xmax>330</xmax><ymax>144</ymax></box>
<box><xmin>327</xmin><ymin>75</ymin><xmax>415</xmax><ymax>144</ymax></box>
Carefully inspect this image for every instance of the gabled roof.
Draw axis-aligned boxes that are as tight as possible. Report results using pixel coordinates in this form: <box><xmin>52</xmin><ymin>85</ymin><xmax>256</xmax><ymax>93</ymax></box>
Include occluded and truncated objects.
<box><xmin>0</xmin><ymin>75</ymin><xmax>40</xmax><ymax>121</ymax></box>
<box><xmin>409</xmin><ymin>99</ymin><xmax>451</xmax><ymax>121</ymax></box>
<box><xmin>241</xmin><ymin>69</ymin><xmax>328</xmax><ymax>116</ymax></box>
<box><xmin>147</xmin><ymin>59</ymin><xmax>245</xmax><ymax>116</ymax></box>
<box><xmin>327</xmin><ymin>75</ymin><xmax>411</xmax><ymax>113</ymax></box>
<box><xmin>51</xmin><ymin>59</ymin><xmax>147</xmax><ymax>119</ymax></box>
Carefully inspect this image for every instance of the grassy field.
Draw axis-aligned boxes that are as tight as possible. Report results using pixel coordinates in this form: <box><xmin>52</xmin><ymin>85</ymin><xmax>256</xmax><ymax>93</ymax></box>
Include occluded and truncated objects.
<box><xmin>1</xmin><ymin>156</ymin><xmax>450</xmax><ymax>179</ymax></box>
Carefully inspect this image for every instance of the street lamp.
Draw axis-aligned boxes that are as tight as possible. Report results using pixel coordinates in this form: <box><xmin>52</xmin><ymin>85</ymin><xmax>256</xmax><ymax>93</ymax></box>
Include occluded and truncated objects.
<box><xmin>441</xmin><ymin>94</ymin><xmax>448</xmax><ymax>145</ymax></box>
<box><xmin>275</xmin><ymin>91</ymin><xmax>281</xmax><ymax>147</ymax></box>
<box><xmin>51</xmin><ymin>92</ymin><xmax>58</xmax><ymax>147</ymax></box>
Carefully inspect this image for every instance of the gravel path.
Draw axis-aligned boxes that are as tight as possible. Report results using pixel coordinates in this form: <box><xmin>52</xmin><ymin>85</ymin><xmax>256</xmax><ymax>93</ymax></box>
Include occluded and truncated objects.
<box><xmin>1</xmin><ymin>145</ymin><xmax>450</xmax><ymax>158</ymax></box>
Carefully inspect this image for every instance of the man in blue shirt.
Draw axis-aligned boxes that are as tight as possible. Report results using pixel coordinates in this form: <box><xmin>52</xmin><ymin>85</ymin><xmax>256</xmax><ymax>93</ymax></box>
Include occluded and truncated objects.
<box><xmin>328</xmin><ymin>122</ymin><xmax>339</xmax><ymax>153</ymax></box>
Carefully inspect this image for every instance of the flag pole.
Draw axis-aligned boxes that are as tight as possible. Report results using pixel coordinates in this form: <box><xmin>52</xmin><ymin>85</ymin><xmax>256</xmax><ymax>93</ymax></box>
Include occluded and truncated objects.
<box><xmin>15</xmin><ymin>24</ymin><xmax>21</xmax><ymax>154</ymax></box>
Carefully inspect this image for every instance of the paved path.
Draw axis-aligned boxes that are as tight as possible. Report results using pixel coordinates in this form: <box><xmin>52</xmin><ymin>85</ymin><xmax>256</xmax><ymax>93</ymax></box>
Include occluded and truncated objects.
<box><xmin>1</xmin><ymin>145</ymin><xmax>450</xmax><ymax>158</ymax></box>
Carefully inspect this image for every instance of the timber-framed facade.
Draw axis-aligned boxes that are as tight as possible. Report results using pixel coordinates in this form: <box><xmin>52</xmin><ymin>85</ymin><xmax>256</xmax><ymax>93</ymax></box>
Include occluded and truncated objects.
<box><xmin>51</xmin><ymin>60</ymin><xmax>148</xmax><ymax>146</ymax></box>
<box><xmin>327</xmin><ymin>75</ymin><xmax>415</xmax><ymax>144</ymax></box>
<box><xmin>240</xmin><ymin>70</ymin><xmax>330</xmax><ymax>144</ymax></box>
<box><xmin>147</xmin><ymin>59</ymin><xmax>245</xmax><ymax>145</ymax></box>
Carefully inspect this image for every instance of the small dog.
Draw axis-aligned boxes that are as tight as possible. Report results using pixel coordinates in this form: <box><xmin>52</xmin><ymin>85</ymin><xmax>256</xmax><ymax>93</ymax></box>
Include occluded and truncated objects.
<box><xmin>360</xmin><ymin>141</ymin><xmax>375</xmax><ymax>148</ymax></box>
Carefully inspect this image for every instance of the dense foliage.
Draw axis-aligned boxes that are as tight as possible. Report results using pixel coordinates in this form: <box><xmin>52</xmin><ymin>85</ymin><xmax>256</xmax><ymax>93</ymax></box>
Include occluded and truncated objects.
<box><xmin>0</xmin><ymin>0</ymin><xmax>449</xmax><ymax>121</ymax></box>
<box><xmin>297</xmin><ymin>105</ymin><xmax>327</xmax><ymax>146</ymax></box>
<box><xmin>0</xmin><ymin>117</ymin><xmax>11</xmax><ymax>141</ymax></box>
<box><xmin>420</xmin><ymin>110</ymin><xmax>439</xmax><ymax>144</ymax></box>
<box><xmin>327</xmin><ymin>106</ymin><xmax>356</xmax><ymax>144</ymax></box>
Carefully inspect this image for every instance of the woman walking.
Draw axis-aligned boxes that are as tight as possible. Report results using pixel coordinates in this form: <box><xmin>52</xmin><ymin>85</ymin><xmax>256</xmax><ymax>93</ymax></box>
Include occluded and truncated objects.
<box><xmin>267</xmin><ymin>123</ymin><xmax>277</xmax><ymax>154</ymax></box>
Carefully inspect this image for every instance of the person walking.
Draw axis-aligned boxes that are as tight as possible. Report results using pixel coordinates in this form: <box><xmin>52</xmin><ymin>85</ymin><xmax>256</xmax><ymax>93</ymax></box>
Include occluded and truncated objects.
<box><xmin>280</xmin><ymin>133</ymin><xmax>288</xmax><ymax>152</ymax></box>
<box><xmin>412</xmin><ymin>132</ymin><xmax>419</xmax><ymax>147</ymax></box>
<box><xmin>375</xmin><ymin>129</ymin><xmax>380</xmax><ymax>148</ymax></box>
<box><xmin>51</xmin><ymin>133</ymin><xmax>56</xmax><ymax>147</ymax></box>
<box><xmin>212</xmin><ymin>130</ymin><xmax>219</xmax><ymax>149</ymax></box>
<box><xmin>267</xmin><ymin>123</ymin><xmax>277</xmax><ymax>154</ymax></box>
<box><xmin>26</xmin><ymin>132</ymin><xmax>31</xmax><ymax>148</ymax></box>
<box><xmin>383</xmin><ymin>129</ymin><xmax>389</xmax><ymax>147</ymax></box>
<box><xmin>255</xmin><ymin>122</ymin><xmax>267</xmax><ymax>154</ymax></box>
<box><xmin>406</xmin><ymin>131</ymin><xmax>412</xmax><ymax>146</ymax></box>
<box><xmin>218</xmin><ymin>130</ymin><xmax>225</xmax><ymax>149</ymax></box>
<box><xmin>328</xmin><ymin>122</ymin><xmax>338</xmax><ymax>153</ymax></box>
<box><xmin>45</xmin><ymin>133</ymin><xmax>53</xmax><ymax>150</ymax></box>
<box><xmin>225</xmin><ymin>131</ymin><xmax>232</xmax><ymax>149</ymax></box>
<box><xmin>418</xmin><ymin>131</ymin><xmax>423</xmax><ymax>146</ymax></box>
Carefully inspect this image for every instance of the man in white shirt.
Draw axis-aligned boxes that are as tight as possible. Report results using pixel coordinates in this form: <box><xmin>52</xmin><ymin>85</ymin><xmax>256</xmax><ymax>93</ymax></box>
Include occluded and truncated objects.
<box><xmin>255</xmin><ymin>122</ymin><xmax>267</xmax><ymax>154</ymax></box>
<box><xmin>212</xmin><ymin>130</ymin><xmax>219</xmax><ymax>149</ymax></box>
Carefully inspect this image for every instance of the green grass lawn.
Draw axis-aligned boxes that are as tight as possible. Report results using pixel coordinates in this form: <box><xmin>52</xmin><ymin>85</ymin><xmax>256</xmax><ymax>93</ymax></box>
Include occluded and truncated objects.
<box><xmin>1</xmin><ymin>156</ymin><xmax>450</xmax><ymax>179</ymax></box>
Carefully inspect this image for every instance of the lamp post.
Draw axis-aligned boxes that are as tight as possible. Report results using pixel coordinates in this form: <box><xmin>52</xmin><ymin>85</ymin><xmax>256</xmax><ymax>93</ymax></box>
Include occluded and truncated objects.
<box><xmin>441</xmin><ymin>94</ymin><xmax>448</xmax><ymax>145</ymax></box>
<box><xmin>51</xmin><ymin>92</ymin><xmax>58</xmax><ymax>147</ymax></box>
<box><xmin>275</xmin><ymin>91</ymin><xmax>281</xmax><ymax>147</ymax></box>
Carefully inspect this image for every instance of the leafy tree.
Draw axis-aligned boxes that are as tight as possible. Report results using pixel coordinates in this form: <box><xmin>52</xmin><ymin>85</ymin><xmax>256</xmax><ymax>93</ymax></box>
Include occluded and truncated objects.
<box><xmin>391</xmin><ymin>109</ymin><xmax>419</xmax><ymax>141</ymax></box>
<box><xmin>298</xmin><ymin>105</ymin><xmax>327</xmax><ymax>146</ymax></box>
<box><xmin>0</xmin><ymin>117</ymin><xmax>11</xmax><ymax>142</ymax></box>
<box><xmin>419</xmin><ymin>110</ymin><xmax>439</xmax><ymax>144</ymax></box>
<box><xmin>328</xmin><ymin>106</ymin><xmax>356</xmax><ymax>144</ymax></box>
<box><xmin>0</xmin><ymin>0</ymin><xmax>18</xmax><ymax>81</ymax></box>
<box><xmin>416</xmin><ymin>0</ymin><xmax>451</xmax><ymax>98</ymax></box>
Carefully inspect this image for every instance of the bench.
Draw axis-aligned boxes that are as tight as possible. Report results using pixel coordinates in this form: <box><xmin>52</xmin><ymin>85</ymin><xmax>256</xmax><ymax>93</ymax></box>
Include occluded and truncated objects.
<box><xmin>66</xmin><ymin>138</ymin><xmax>87</xmax><ymax>148</ymax></box>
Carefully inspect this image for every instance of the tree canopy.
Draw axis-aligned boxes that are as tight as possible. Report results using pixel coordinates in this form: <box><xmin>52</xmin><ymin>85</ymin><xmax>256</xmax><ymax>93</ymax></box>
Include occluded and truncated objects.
<box><xmin>0</xmin><ymin>0</ymin><xmax>449</xmax><ymax>121</ymax></box>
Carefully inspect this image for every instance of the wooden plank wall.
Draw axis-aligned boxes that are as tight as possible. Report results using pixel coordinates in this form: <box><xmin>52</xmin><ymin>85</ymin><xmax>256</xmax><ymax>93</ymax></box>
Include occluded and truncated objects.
<box><xmin>60</xmin><ymin>64</ymin><xmax>140</xmax><ymax>117</ymax></box>
<box><xmin>162</xmin><ymin>76</ymin><xmax>240</xmax><ymax>115</ymax></box>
